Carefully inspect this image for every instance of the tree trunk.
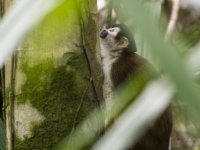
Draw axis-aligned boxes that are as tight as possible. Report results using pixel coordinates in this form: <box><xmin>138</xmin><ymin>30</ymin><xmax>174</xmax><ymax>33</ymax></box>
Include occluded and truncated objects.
<box><xmin>4</xmin><ymin>0</ymin><xmax>102</xmax><ymax>150</ymax></box>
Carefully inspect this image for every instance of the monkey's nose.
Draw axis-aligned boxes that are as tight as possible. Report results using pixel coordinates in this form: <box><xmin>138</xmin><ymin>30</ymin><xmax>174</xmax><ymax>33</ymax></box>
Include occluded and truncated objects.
<box><xmin>100</xmin><ymin>30</ymin><xmax>108</xmax><ymax>39</ymax></box>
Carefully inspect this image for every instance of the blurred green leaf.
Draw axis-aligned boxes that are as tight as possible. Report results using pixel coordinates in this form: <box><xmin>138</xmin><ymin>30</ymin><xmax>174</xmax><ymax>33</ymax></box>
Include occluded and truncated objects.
<box><xmin>0</xmin><ymin>0</ymin><xmax>62</xmax><ymax>67</ymax></box>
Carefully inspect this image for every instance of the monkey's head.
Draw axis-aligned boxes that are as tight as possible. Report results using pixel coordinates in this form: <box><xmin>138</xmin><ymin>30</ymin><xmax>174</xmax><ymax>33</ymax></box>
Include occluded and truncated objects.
<box><xmin>100</xmin><ymin>24</ymin><xmax>137</xmax><ymax>53</ymax></box>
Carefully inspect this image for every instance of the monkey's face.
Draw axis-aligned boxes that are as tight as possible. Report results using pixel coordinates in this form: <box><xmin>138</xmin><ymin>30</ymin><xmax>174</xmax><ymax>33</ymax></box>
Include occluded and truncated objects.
<box><xmin>100</xmin><ymin>27</ymin><xmax>129</xmax><ymax>51</ymax></box>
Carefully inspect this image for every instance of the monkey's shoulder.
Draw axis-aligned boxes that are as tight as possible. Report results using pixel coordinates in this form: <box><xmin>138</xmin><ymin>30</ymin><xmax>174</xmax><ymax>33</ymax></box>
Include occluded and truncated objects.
<box><xmin>110</xmin><ymin>52</ymin><xmax>157</xmax><ymax>88</ymax></box>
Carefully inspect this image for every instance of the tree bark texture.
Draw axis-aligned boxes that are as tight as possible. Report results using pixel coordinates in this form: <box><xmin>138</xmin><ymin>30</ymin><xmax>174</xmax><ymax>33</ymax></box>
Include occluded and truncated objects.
<box><xmin>4</xmin><ymin>0</ymin><xmax>103</xmax><ymax>150</ymax></box>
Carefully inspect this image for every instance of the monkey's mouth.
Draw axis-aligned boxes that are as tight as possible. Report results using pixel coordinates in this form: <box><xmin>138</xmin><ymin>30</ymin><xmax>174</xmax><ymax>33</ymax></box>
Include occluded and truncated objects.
<box><xmin>100</xmin><ymin>30</ymin><xmax>108</xmax><ymax>39</ymax></box>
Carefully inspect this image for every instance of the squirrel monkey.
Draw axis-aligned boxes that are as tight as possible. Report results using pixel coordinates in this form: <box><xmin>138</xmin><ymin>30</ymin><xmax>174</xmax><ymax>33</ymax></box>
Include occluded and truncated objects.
<box><xmin>100</xmin><ymin>24</ymin><xmax>172</xmax><ymax>150</ymax></box>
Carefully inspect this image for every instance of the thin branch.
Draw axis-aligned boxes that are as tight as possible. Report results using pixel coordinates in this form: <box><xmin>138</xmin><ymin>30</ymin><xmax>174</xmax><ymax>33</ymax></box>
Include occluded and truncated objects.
<box><xmin>75</xmin><ymin>2</ymin><xmax>101</xmax><ymax>107</ymax></box>
<box><xmin>165</xmin><ymin>0</ymin><xmax>180</xmax><ymax>39</ymax></box>
<box><xmin>1</xmin><ymin>66</ymin><xmax>6</xmax><ymax>126</ymax></box>
<box><xmin>0</xmin><ymin>0</ymin><xmax>5</xmax><ymax>127</ymax></box>
<box><xmin>74</xmin><ymin>41</ymin><xmax>101</xmax><ymax>107</ymax></box>
<box><xmin>70</xmin><ymin>84</ymin><xmax>90</xmax><ymax>135</ymax></box>
<box><xmin>10</xmin><ymin>51</ymin><xmax>17</xmax><ymax>150</ymax></box>
<box><xmin>79</xmin><ymin>36</ymin><xmax>101</xmax><ymax>107</ymax></box>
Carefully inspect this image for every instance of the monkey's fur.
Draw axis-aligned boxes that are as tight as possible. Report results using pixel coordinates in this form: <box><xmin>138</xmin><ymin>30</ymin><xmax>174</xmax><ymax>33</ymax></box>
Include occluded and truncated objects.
<box><xmin>100</xmin><ymin>24</ymin><xmax>172</xmax><ymax>150</ymax></box>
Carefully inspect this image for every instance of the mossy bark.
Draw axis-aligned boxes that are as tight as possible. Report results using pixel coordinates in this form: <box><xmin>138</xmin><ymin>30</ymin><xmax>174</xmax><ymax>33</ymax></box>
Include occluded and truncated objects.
<box><xmin>4</xmin><ymin>0</ymin><xmax>102</xmax><ymax>150</ymax></box>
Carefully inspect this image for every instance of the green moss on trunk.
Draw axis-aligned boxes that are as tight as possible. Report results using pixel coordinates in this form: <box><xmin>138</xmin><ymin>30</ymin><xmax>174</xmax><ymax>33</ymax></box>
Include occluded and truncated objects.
<box><xmin>5</xmin><ymin>0</ymin><xmax>102</xmax><ymax>149</ymax></box>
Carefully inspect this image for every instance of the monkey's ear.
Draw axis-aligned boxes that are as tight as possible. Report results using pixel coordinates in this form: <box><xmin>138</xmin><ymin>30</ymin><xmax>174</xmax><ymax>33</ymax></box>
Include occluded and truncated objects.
<box><xmin>118</xmin><ymin>37</ymin><xmax>129</xmax><ymax>49</ymax></box>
